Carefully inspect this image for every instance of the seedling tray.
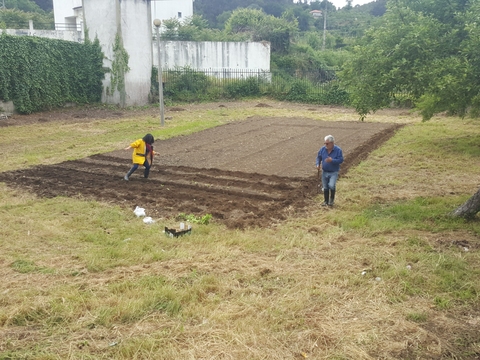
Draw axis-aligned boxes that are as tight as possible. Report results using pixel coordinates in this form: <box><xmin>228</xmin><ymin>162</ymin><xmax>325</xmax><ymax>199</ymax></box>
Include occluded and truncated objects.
<box><xmin>165</xmin><ymin>226</ymin><xmax>192</xmax><ymax>238</ymax></box>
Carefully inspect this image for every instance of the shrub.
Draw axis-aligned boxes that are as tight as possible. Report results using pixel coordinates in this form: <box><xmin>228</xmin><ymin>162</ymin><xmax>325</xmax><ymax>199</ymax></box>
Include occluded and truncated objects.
<box><xmin>224</xmin><ymin>77</ymin><xmax>261</xmax><ymax>99</ymax></box>
<box><xmin>0</xmin><ymin>33</ymin><xmax>104</xmax><ymax>113</ymax></box>
<box><xmin>162</xmin><ymin>68</ymin><xmax>210</xmax><ymax>102</ymax></box>
<box><xmin>285</xmin><ymin>80</ymin><xmax>309</xmax><ymax>102</ymax></box>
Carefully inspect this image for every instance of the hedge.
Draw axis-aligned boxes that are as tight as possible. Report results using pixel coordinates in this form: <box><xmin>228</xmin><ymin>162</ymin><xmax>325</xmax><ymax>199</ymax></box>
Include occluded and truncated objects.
<box><xmin>0</xmin><ymin>32</ymin><xmax>105</xmax><ymax>114</ymax></box>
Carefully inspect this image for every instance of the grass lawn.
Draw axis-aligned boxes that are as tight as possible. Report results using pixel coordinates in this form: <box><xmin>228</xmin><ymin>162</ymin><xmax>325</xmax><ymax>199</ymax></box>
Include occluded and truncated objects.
<box><xmin>0</xmin><ymin>100</ymin><xmax>479</xmax><ymax>359</ymax></box>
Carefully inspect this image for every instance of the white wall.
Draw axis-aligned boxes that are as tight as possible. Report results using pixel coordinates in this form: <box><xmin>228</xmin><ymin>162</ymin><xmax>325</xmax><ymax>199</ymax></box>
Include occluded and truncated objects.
<box><xmin>154</xmin><ymin>41</ymin><xmax>271</xmax><ymax>73</ymax></box>
<box><xmin>83</xmin><ymin>0</ymin><xmax>153</xmax><ymax>106</ymax></box>
<box><xmin>4</xmin><ymin>28</ymin><xmax>82</xmax><ymax>42</ymax></box>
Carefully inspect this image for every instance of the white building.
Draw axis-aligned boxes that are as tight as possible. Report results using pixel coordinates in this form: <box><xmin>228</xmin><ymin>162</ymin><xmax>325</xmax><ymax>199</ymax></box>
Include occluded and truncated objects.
<box><xmin>151</xmin><ymin>0</ymin><xmax>193</xmax><ymax>24</ymax></box>
<box><xmin>53</xmin><ymin>0</ymin><xmax>193</xmax><ymax>31</ymax></box>
<box><xmin>53</xmin><ymin>0</ymin><xmax>83</xmax><ymax>30</ymax></box>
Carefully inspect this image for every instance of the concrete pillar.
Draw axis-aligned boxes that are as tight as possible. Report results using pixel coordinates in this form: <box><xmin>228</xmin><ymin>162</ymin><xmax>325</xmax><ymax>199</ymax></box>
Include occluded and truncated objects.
<box><xmin>82</xmin><ymin>0</ymin><xmax>153</xmax><ymax>107</ymax></box>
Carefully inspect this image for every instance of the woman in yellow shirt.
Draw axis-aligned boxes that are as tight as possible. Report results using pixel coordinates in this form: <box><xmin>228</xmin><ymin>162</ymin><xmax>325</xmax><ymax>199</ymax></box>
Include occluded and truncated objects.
<box><xmin>124</xmin><ymin>133</ymin><xmax>155</xmax><ymax>180</ymax></box>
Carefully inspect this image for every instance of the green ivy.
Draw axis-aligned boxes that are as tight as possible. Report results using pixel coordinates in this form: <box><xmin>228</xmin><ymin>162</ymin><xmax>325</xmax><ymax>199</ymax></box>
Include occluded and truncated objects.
<box><xmin>0</xmin><ymin>33</ymin><xmax>104</xmax><ymax>114</ymax></box>
<box><xmin>109</xmin><ymin>33</ymin><xmax>130</xmax><ymax>105</ymax></box>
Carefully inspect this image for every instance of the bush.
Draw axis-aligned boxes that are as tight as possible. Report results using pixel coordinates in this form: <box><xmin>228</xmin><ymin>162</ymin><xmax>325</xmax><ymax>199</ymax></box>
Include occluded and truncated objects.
<box><xmin>0</xmin><ymin>33</ymin><xmax>104</xmax><ymax>113</ymax></box>
<box><xmin>156</xmin><ymin>67</ymin><xmax>351</xmax><ymax>106</ymax></box>
<box><xmin>285</xmin><ymin>80</ymin><xmax>309</xmax><ymax>102</ymax></box>
<box><xmin>162</xmin><ymin>68</ymin><xmax>211</xmax><ymax>102</ymax></box>
<box><xmin>224</xmin><ymin>77</ymin><xmax>261</xmax><ymax>99</ymax></box>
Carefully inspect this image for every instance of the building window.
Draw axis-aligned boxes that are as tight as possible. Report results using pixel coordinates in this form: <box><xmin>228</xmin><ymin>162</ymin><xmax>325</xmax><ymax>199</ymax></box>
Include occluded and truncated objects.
<box><xmin>178</xmin><ymin>12</ymin><xmax>182</xmax><ymax>18</ymax></box>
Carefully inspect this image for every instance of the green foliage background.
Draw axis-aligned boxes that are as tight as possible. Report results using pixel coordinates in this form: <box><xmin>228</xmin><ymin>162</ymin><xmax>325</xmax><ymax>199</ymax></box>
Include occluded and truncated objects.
<box><xmin>154</xmin><ymin>67</ymin><xmax>349</xmax><ymax>106</ymax></box>
<box><xmin>0</xmin><ymin>33</ymin><xmax>105</xmax><ymax>114</ymax></box>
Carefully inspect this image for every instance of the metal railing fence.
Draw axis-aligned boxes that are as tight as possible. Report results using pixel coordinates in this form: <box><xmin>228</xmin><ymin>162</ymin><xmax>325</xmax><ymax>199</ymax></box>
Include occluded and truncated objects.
<box><xmin>161</xmin><ymin>67</ymin><xmax>340</xmax><ymax>95</ymax></box>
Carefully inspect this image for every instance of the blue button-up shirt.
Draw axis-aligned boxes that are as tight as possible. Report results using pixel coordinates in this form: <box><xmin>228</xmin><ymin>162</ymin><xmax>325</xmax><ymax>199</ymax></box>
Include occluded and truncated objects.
<box><xmin>316</xmin><ymin>145</ymin><xmax>344</xmax><ymax>172</ymax></box>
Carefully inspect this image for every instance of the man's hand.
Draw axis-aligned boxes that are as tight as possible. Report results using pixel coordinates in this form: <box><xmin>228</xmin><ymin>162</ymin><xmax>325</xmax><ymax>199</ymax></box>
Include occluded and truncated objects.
<box><xmin>325</xmin><ymin>157</ymin><xmax>333</xmax><ymax>163</ymax></box>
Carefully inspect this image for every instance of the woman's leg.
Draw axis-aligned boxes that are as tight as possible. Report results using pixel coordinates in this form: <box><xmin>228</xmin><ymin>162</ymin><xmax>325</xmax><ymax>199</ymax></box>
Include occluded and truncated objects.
<box><xmin>143</xmin><ymin>161</ymin><xmax>151</xmax><ymax>178</ymax></box>
<box><xmin>124</xmin><ymin>164</ymin><xmax>139</xmax><ymax>180</ymax></box>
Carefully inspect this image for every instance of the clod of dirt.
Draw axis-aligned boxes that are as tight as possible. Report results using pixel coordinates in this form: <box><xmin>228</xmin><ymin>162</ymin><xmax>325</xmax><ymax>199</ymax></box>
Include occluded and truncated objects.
<box><xmin>169</xmin><ymin>107</ymin><xmax>186</xmax><ymax>112</ymax></box>
<box><xmin>73</xmin><ymin>113</ymin><xmax>88</xmax><ymax>118</ymax></box>
<box><xmin>255</xmin><ymin>103</ymin><xmax>273</xmax><ymax>108</ymax></box>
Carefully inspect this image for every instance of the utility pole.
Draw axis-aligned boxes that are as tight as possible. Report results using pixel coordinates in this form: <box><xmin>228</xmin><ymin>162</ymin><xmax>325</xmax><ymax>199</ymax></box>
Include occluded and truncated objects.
<box><xmin>322</xmin><ymin>1</ymin><xmax>327</xmax><ymax>51</ymax></box>
<box><xmin>153</xmin><ymin>19</ymin><xmax>165</xmax><ymax>127</ymax></box>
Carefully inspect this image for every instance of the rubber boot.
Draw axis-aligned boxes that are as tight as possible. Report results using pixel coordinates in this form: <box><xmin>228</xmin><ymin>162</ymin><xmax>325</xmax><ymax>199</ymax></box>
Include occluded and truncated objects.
<box><xmin>329</xmin><ymin>190</ymin><xmax>335</xmax><ymax>206</ymax></box>
<box><xmin>144</xmin><ymin>166</ymin><xmax>150</xmax><ymax>179</ymax></box>
<box><xmin>322</xmin><ymin>189</ymin><xmax>329</xmax><ymax>206</ymax></box>
<box><xmin>124</xmin><ymin>166</ymin><xmax>136</xmax><ymax>181</ymax></box>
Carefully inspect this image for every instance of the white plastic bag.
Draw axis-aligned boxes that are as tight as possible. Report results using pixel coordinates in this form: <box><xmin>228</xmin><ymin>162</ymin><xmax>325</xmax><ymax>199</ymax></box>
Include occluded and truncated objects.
<box><xmin>133</xmin><ymin>206</ymin><xmax>146</xmax><ymax>217</ymax></box>
<box><xmin>143</xmin><ymin>217</ymin><xmax>155</xmax><ymax>224</ymax></box>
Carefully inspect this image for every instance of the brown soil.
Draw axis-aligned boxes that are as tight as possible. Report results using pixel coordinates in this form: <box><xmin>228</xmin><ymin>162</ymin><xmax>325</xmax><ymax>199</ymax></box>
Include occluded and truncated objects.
<box><xmin>0</xmin><ymin>105</ymin><xmax>404</xmax><ymax>229</ymax></box>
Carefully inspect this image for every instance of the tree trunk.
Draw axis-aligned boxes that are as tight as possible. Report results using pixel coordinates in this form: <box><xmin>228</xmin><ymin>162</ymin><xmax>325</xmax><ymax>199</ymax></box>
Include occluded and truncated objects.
<box><xmin>451</xmin><ymin>187</ymin><xmax>480</xmax><ymax>219</ymax></box>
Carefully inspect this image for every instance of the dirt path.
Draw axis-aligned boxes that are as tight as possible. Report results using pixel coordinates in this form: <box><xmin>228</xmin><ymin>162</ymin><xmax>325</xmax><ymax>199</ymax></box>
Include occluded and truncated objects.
<box><xmin>0</xmin><ymin>111</ymin><xmax>403</xmax><ymax>228</ymax></box>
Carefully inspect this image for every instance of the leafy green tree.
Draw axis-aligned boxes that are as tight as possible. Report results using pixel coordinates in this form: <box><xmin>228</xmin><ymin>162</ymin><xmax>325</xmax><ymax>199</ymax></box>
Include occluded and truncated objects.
<box><xmin>325</xmin><ymin>4</ymin><xmax>378</xmax><ymax>39</ymax></box>
<box><xmin>310</xmin><ymin>0</ymin><xmax>336</xmax><ymax>13</ymax></box>
<box><xmin>215</xmin><ymin>11</ymin><xmax>233</xmax><ymax>29</ymax></box>
<box><xmin>160</xmin><ymin>15</ymin><xmax>234</xmax><ymax>42</ymax></box>
<box><xmin>339</xmin><ymin>0</ymin><xmax>480</xmax><ymax>218</ymax></box>
<box><xmin>225</xmin><ymin>8</ymin><xmax>298</xmax><ymax>53</ymax></box>
<box><xmin>263</xmin><ymin>2</ymin><xmax>286</xmax><ymax>17</ymax></box>
<box><xmin>0</xmin><ymin>7</ymin><xmax>53</xmax><ymax>29</ymax></box>
<box><xmin>224</xmin><ymin>8</ymin><xmax>265</xmax><ymax>34</ymax></box>
<box><xmin>4</xmin><ymin>0</ymin><xmax>43</xmax><ymax>13</ymax></box>
<box><xmin>282</xmin><ymin>5</ymin><xmax>312</xmax><ymax>31</ymax></box>
<box><xmin>194</xmin><ymin>0</ymin><xmax>298</xmax><ymax>28</ymax></box>
<box><xmin>32</xmin><ymin>0</ymin><xmax>52</xmax><ymax>12</ymax></box>
<box><xmin>340</xmin><ymin>0</ymin><xmax>480</xmax><ymax>121</ymax></box>
<box><xmin>369</xmin><ymin>0</ymin><xmax>386</xmax><ymax>17</ymax></box>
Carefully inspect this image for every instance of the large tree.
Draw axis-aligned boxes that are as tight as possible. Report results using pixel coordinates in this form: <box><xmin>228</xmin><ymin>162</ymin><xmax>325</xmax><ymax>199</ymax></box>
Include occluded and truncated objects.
<box><xmin>340</xmin><ymin>0</ymin><xmax>480</xmax><ymax>219</ymax></box>
<box><xmin>32</xmin><ymin>0</ymin><xmax>52</xmax><ymax>12</ymax></box>
<box><xmin>340</xmin><ymin>0</ymin><xmax>480</xmax><ymax>121</ymax></box>
<box><xmin>194</xmin><ymin>0</ymin><xmax>294</xmax><ymax>28</ymax></box>
<box><xmin>4</xmin><ymin>0</ymin><xmax>43</xmax><ymax>12</ymax></box>
<box><xmin>225</xmin><ymin>8</ymin><xmax>298</xmax><ymax>53</ymax></box>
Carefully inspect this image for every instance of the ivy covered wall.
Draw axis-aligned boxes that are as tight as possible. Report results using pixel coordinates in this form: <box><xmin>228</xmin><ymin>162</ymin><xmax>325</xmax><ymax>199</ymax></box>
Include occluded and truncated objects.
<box><xmin>0</xmin><ymin>33</ymin><xmax>105</xmax><ymax>114</ymax></box>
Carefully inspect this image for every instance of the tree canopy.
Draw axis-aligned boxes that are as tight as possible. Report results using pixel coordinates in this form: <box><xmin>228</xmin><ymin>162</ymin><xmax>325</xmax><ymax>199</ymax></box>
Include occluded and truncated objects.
<box><xmin>193</xmin><ymin>0</ymin><xmax>293</xmax><ymax>29</ymax></box>
<box><xmin>3</xmin><ymin>0</ymin><xmax>44</xmax><ymax>13</ymax></box>
<box><xmin>32</xmin><ymin>0</ymin><xmax>52</xmax><ymax>12</ymax></box>
<box><xmin>340</xmin><ymin>0</ymin><xmax>480</xmax><ymax>120</ymax></box>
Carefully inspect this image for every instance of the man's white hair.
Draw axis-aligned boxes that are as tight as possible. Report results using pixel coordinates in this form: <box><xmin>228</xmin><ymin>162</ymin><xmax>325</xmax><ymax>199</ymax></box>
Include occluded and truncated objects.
<box><xmin>324</xmin><ymin>135</ymin><xmax>335</xmax><ymax>143</ymax></box>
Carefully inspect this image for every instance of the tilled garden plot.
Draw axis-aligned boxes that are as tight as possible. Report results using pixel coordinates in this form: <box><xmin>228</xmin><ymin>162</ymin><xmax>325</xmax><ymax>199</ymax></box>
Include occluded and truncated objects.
<box><xmin>0</xmin><ymin>116</ymin><xmax>403</xmax><ymax>228</ymax></box>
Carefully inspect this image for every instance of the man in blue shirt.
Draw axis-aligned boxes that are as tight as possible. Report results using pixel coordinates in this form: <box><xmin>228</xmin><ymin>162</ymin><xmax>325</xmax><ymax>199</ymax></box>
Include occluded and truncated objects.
<box><xmin>316</xmin><ymin>135</ymin><xmax>344</xmax><ymax>206</ymax></box>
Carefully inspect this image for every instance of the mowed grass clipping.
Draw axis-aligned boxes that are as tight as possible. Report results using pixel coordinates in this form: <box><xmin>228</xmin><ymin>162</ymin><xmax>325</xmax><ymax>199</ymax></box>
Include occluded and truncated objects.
<box><xmin>0</xmin><ymin>101</ymin><xmax>479</xmax><ymax>359</ymax></box>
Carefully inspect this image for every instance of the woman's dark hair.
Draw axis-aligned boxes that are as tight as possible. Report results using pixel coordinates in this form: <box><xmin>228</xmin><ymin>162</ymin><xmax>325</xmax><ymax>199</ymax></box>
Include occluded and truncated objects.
<box><xmin>143</xmin><ymin>133</ymin><xmax>154</xmax><ymax>145</ymax></box>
